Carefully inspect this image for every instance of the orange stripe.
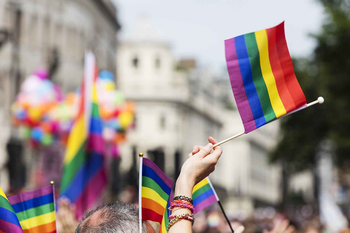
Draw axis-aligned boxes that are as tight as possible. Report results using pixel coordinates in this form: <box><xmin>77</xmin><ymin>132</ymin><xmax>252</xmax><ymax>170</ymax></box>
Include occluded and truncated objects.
<box><xmin>142</xmin><ymin>197</ymin><xmax>165</xmax><ymax>216</ymax></box>
<box><xmin>23</xmin><ymin>221</ymin><xmax>56</xmax><ymax>233</ymax></box>
<box><xmin>267</xmin><ymin>26</ymin><xmax>296</xmax><ymax>112</ymax></box>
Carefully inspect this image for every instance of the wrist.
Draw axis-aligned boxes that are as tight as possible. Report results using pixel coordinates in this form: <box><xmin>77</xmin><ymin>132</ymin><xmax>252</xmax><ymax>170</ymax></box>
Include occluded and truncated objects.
<box><xmin>175</xmin><ymin>174</ymin><xmax>195</xmax><ymax>198</ymax></box>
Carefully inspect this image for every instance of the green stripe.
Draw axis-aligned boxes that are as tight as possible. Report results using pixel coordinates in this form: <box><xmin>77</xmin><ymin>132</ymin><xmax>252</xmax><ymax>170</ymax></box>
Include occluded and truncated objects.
<box><xmin>142</xmin><ymin>176</ymin><xmax>169</xmax><ymax>201</ymax></box>
<box><xmin>0</xmin><ymin>196</ymin><xmax>15</xmax><ymax>214</ymax></box>
<box><xmin>61</xmin><ymin>142</ymin><xmax>87</xmax><ymax>192</ymax></box>
<box><xmin>16</xmin><ymin>203</ymin><xmax>54</xmax><ymax>221</ymax></box>
<box><xmin>91</xmin><ymin>103</ymin><xmax>100</xmax><ymax>118</ymax></box>
<box><xmin>244</xmin><ymin>33</ymin><xmax>276</xmax><ymax>122</ymax></box>
<box><xmin>192</xmin><ymin>183</ymin><xmax>211</xmax><ymax>200</ymax></box>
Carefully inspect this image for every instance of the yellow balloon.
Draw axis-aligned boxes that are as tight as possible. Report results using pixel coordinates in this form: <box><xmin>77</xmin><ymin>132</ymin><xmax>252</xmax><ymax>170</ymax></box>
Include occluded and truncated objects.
<box><xmin>119</xmin><ymin>112</ymin><xmax>133</xmax><ymax>128</ymax></box>
<box><xmin>28</xmin><ymin>107</ymin><xmax>42</xmax><ymax>121</ymax></box>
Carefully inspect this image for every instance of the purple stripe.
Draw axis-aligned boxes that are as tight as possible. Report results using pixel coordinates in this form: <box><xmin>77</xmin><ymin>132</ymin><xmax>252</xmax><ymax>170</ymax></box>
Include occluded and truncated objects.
<box><xmin>87</xmin><ymin>133</ymin><xmax>105</xmax><ymax>154</ymax></box>
<box><xmin>143</xmin><ymin>158</ymin><xmax>173</xmax><ymax>188</ymax></box>
<box><xmin>75</xmin><ymin>168</ymin><xmax>107</xmax><ymax>220</ymax></box>
<box><xmin>225</xmin><ymin>38</ymin><xmax>257</xmax><ymax>133</ymax></box>
<box><xmin>193</xmin><ymin>194</ymin><xmax>218</xmax><ymax>215</ymax></box>
<box><xmin>0</xmin><ymin>219</ymin><xmax>23</xmax><ymax>233</ymax></box>
<box><xmin>8</xmin><ymin>186</ymin><xmax>52</xmax><ymax>205</ymax></box>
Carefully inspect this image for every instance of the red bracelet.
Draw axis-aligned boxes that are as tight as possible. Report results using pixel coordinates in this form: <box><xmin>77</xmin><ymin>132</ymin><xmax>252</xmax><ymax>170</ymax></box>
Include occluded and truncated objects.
<box><xmin>169</xmin><ymin>200</ymin><xmax>195</xmax><ymax>213</ymax></box>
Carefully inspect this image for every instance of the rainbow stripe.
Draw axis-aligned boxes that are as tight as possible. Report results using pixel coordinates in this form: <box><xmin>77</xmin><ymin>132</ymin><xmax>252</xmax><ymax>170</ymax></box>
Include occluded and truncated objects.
<box><xmin>0</xmin><ymin>187</ymin><xmax>23</xmax><ymax>233</ymax></box>
<box><xmin>192</xmin><ymin>178</ymin><xmax>219</xmax><ymax>214</ymax></box>
<box><xmin>141</xmin><ymin>157</ymin><xmax>173</xmax><ymax>232</ymax></box>
<box><xmin>225</xmin><ymin>22</ymin><xmax>307</xmax><ymax>133</ymax></box>
<box><xmin>8</xmin><ymin>186</ymin><xmax>56</xmax><ymax>233</ymax></box>
<box><xmin>60</xmin><ymin>53</ymin><xmax>106</xmax><ymax>219</ymax></box>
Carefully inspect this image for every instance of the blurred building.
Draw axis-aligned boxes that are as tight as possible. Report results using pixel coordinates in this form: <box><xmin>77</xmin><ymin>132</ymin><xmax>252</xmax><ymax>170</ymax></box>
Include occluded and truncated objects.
<box><xmin>117</xmin><ymin>17</ymin><xmax>282</xmax><ymax>217</ymax></box>
<box><xmin>0</xmin><ymin>0</ymin><xmax>120</xmax><ymax>190</ymax></box>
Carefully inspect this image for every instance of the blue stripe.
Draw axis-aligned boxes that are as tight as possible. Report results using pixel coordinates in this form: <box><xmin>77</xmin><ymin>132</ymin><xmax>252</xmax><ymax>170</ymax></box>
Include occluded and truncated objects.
<box><xmin>61</xmin><ymin>152</ymin><xmax>103</xmax><ymax>203</ymax></box>
<box><xmin>11</xmin><ymin>193</ymin><xmax>53</xmax><ymax>213</ymax></box>
<box><xmin>90</xmin><ymin>117</ymin><xmax>103</xmax><ymax>134</ymax></box>
<box><xmin>235</xmin><ymin>35</ymin><xmax>266</xmax><ymax>128</ymax></box>
<box><xmin>142</xmin><ymin>166</ymin><xmax>171</xmax><ymax>195</ymax></box>
<box><xmin>193</xmin><ymin>188</ymin><xmax>215</xmax><ymax>207</ymax></box>
<box><xmin>0</xmin><ymin>207</ymin><xmax>22</xmax><ymax>227</ymax></box>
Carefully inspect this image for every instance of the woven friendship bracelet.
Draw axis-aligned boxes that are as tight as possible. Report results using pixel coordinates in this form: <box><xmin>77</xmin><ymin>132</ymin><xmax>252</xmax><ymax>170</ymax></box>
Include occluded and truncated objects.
<box><xmin>173</xmin><ymin>195</ymin><xmax>193</xmax><ymax>204</ymax></box>
<box><xmin>169</xmin><ymin>200</ymin><xmax>195</xmax><ymax>213</ymax></box>
<box><xmin>167</xmin><ymin>213</ymin><xmax>195</xmax><ymax>231</ymax></box>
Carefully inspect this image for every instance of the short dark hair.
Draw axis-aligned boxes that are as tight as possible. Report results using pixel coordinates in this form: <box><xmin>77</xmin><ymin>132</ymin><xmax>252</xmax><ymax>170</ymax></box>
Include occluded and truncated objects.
<box><xmin>75</xmin><ymin>201</ymin><xmax>147</xmax><ymax>233</ymax></box>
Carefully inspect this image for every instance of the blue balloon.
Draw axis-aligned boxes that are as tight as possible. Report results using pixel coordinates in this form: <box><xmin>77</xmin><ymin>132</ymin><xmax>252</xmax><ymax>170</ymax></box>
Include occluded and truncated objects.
<box><xmin>31</xmin><ymin>128</ymin><xmax>43</xmax><ymax>141</ymax></box>
<box><xmin>99</xmin><ymin>70</ymin><xmax>114</xmax><ymax>81</ymax></box>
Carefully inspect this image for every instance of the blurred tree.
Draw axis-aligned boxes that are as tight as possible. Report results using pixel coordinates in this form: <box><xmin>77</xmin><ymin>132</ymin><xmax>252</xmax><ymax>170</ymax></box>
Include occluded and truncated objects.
<box><xmin>271</xmin><ymin>0</ymin><xmax>350</xmax><ymax>203</ymax></box>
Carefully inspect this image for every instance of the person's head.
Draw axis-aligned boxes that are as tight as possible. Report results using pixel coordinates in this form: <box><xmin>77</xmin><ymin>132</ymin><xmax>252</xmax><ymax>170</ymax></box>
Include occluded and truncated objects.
<box><xmin>75</xmin><ymin>201</ymin><xmax>148</xmax><ymax>233</ymax></box>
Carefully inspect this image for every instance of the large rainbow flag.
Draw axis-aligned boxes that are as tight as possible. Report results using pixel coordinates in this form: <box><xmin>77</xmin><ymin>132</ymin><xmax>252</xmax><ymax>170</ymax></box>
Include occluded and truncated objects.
<box><xmin>192</xmin><ymin>178</ymin><xmax>219</xmax><ymax>214</ymax></box>
<box><xmin>225</xmin><ymin>22</ymin><xmax>307</xmax><ymax>133</ymax></box>
<box><xmin>0</xmin><ymin>187</ymin><xmax>23</xmax><ymax>233</ymax></box>
<box><xmin>140</xmin><ymin>157</ymin><xmax>173</xmax><ymax>233</ymax></box>
<box><xmin>8</xmin><ymin>186</ymin><xmax>56</xmax><ymax>233</ymax></box>
<box><xmin>60</xmin><ymin>52</ymin><xmax>106</xmax><ymax>219</ymax></box>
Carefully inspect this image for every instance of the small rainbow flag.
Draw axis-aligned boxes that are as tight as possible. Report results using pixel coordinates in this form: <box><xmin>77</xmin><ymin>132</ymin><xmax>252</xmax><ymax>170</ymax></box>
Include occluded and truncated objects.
<box><xmin>8</xmin><ymin>186</ymin><xmax>56</xmax><ymax>233</ymax></box>
<box><xmin>0</xmin><ymin>187</ymin><xmax>23</xmax><ymax>233</ymax></box>
<box><xmin>192</xmin><ymin>178</ymin><xmax>219</xmax><ymax>214</ymax></box>
<box><xmin>225</xmin><ymin>22</ymin><xmax>307</xmax><ymax>133</ymax></box>
<box><xmin>140</xmin><ymin>157</ymin><xmax>173</xmax><ymax>232</ymax></box>
<box><xmin>60</xmin><ymin>52</ymin><xmax>106</xmax><ymax>219</ymax></box>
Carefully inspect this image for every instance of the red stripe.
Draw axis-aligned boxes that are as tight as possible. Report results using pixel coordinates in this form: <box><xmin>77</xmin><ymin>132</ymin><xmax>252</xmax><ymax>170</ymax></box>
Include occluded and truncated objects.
<box><xmin>275</xmin><ymin>22</ymin><xmax>307</xmax><ymax>108</ymax></box>
<box><xmin>142</xmin><ymin>208</ymin><xmax>163</xmax><ymax>224</ymax></box>
<box><xmin>266</xmin><ymin>27</ymin><xmax>296</xmax><ymax>112</ymax></box>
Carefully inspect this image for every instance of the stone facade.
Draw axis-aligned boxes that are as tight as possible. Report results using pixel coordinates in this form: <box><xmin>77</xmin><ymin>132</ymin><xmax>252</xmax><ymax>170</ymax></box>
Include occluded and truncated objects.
<box><xmin>0</xmin><ymin>0</ymin><xmax>120</xmax><ymax>190</ymax></box>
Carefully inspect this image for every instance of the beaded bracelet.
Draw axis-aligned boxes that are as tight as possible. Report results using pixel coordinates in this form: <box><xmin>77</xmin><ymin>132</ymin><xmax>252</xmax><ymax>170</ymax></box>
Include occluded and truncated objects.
<box><xmin>167</xmin><ymin>213</ymin><xmax>195</xmax><ymax>231</ymax></box>
<box><xmin>169</xmin><ymin>200</ymin><xmax>195</xmax><ymax>213</ymax></box>
<box><xmin>173</xmin><ymin>195</ymin><xmax>193</xmax><ymax>204</ymax></box>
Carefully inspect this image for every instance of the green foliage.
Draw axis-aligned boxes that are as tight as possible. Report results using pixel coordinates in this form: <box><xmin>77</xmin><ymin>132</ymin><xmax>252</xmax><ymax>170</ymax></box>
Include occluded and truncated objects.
<box><xmin>271</xmin><ymin>0</ymin><xmax>350</xmax><ymax>172</ymax></box>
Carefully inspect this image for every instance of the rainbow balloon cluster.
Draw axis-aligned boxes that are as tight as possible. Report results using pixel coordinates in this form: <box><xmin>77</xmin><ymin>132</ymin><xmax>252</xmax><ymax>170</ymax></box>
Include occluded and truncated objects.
<box><xmin>97</xmin><ymin>71</ymin><xmax>135</xmax><ymax>154</ymax></box>
<box><xmin>11</xmin><ymin>68</ymin><xmax>63</xmax><ymax>147</ymax></box>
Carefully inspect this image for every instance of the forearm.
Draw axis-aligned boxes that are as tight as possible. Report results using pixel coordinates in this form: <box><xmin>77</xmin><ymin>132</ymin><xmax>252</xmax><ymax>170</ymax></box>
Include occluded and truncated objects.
<box><xmin>168</xmin><ymin>175</ymin><xmax>194</xmax><ymax>233</ymax></box>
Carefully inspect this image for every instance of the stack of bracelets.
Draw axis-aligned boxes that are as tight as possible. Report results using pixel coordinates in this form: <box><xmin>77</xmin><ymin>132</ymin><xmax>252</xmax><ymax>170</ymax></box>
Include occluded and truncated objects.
<box><xmin>167</xmin><ymin>195</ymin><xmax>195</xmax><ymax>231</ymax></box>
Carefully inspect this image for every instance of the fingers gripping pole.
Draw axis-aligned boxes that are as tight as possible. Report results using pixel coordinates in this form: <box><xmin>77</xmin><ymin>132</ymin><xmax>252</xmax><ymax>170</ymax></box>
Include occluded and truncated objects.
<box><xmin>213</xmin><ymin>97</ymin><xmax>325</xmax><ymax>148</ymax></box>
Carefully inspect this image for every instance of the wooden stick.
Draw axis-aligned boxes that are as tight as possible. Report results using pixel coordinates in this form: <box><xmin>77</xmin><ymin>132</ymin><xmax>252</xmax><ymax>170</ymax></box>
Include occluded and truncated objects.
<box><xmin>213</xmin><ymin>97</ymin><xmax>324</xmax><ymax>148</ymax></box>
<box><xmin>138</xmin><ymin>153</ymin><xmax>144</xmax><ymax>233</ymax></box>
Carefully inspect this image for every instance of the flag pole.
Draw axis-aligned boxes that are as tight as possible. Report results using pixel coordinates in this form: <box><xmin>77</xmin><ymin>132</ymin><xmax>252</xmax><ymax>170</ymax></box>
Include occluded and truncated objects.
<box><xmin>50</xmin><ymin>181</ymin><xmax>58</xmax><ymax>231</ymax></box>
<box><xmin>138</xmin><ymin>153</ymin><xmax>144</xmax><ymax>233</ymax></box>
<box><xmin>213</xmin><ymin>97</ymin><xmax>324</xmax><ymax>148</ymax></box>
<box><xmin>217</xmin><ymin>200</ymin><xmax>234</xmax><ymax>233</ymax></box>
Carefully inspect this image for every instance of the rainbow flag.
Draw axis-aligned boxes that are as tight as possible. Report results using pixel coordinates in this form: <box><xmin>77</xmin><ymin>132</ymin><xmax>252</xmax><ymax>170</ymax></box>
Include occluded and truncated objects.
<box><xmin>8</xmin><ymin>186</ymin><xmax>56</xmax><ymax>233</ymax></box>
<box><xmin>192</xmin><ymin>178</ymin><xmax>219</xmax><ymax>214</ymax></box>
<box><xmin>0</xmin><ymin>187</ymin><xmax>23</xmax><ymax>233</ymax></box>
<box><xmin>140</xmin><ymin>157</ymin><xmax>173</xmax><ymax>233</ymax></box>
<box><xmin>225</xmin><ymin>22</ymin><xmax>307</xmax><ymax>133</ymax></box>
<box><xmin>60</xmin><ymin>52</ymin><xmax>106</xmax><ymax>219</ymax></box>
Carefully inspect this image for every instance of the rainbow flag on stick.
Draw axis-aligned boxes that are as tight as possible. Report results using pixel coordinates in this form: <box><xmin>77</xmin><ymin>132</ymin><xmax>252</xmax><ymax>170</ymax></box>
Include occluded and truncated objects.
<box><xmin>225</xmin><ymin>22</ymin><xmax>307</xmax><ymax>133</ymax></box>
<box><xmin>0</xmin><ymin>187</ymin><xmax>23</xmax><ymax>233</ymax></box>
<box><xmin>139</xmin><ymin>156</ymin><xmax>173</xmax><ymax>233</ymax></box>
<box><xmin>60</xmin><ymin>52</ymin><xmax>106</xmax><ymax>219</ymax></box>
<box><xmin>192</xmin><ymin>178</ymin><xmax>219</xmax><ymax>214</ymax></box>
<box><xmin>8</xmin><ymin>186</ymin><xmax>56</xmax><ymax>233</ymax></box>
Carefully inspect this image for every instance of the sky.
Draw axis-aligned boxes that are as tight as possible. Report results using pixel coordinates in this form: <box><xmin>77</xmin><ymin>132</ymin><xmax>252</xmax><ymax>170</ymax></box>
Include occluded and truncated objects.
<box><xmin>113</xmin><ymin>0</ymin><xmax>325</xmax><ymax>75</ymax></box>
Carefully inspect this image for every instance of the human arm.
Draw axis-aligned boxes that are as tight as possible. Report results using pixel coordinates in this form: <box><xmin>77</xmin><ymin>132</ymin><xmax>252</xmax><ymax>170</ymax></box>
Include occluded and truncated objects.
<box><xmin>168</xmin><ymin>137</ymin><xmax>222</xmax><ymax>233</ymax></box>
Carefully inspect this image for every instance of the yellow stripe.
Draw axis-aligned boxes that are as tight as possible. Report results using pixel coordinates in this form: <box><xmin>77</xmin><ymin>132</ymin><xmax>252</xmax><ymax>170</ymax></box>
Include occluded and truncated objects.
<box><xmin>63</xmin><ymin>116</ymin><xmax>87</xmax><ymax>164</ymax></box>
<box><xmin>0</xmin><ymin>187</ymin><xmax>9</xmax><ymax>201</ymax></box>
<box><xmin>193</xmin><ymin>178</ymin><xmax>209</xmax><ymax>193</ymax></box>
<box><xmin>160</xmin><ymin>215</ymin><xmax>167</xmax><ymax>233</ymax></box>
<box><xmin>142</xmin><ymin>187</ymin><xmax>167</xmax><ymax>207</ymax></box>
<box><xmin>19</xmin><ymin>211</ymin><xmax>55</xmax><ymax>230</ymax></box>
<box><xmin>92</xmin><ymin>85</ymin><xmax>98</xmax><ymax>103</ymax></box>
<box><xmin>255</xmin><ymin>30</ymin><xmax>286</xmax><ymax>118</ymax></box>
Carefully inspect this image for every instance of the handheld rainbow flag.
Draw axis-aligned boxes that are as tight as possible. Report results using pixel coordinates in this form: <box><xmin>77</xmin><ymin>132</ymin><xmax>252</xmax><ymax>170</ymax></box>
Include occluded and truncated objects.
<box><xmin>139</xmin><ymin>156</ymin><xmax>173</xmax><ymax>233</ymax></box>
<box><xmin>0</xmin><ymin>187</ymin><xmax>23</xmax><ymax>233</ymax></box>
<box><xmin>225</xmin><ymin>22</ymin><xmax>307</xmax><ymax>133</ymax></box>
<box><xmin>60</xmin><ymin>52</ymin><xmax>106</xmax><ymax>219</ymax></box>
<box><xmin>192</xmin><ymin>178</ymin><xmax>219</xmax><ymax>214</ymax></box>
<box><xmin>8</xmin><ymin>186</ymin><xmax>56</xmax><ymax>233</ymax></box>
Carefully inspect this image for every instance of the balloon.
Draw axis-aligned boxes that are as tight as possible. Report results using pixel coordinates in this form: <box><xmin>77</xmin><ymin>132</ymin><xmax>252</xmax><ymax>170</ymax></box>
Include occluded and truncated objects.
<box><xmin>31</xmin><ymin>128</ymin><xmax>43</xmax><ymax>141</ymax></box>
<box><xmin>42</xmin><ymin>134</ymin><xmax>53</xmax><ymax>146</ymax></box>
<box><xmin>119</xmin><ymin>112</ymin><xmax>133</xmax><ymax>129</ymax></box>
<box><xmin>99</xmin><ymin>70</ymin><xmax>114</xmax><ymax>81</ymax></box>
<box><xmin>20</xmin><ymin>126</ymin><xmax>31</xmax><ymax>139</ymax></box>
<box><xmin>28</xmin><ymin>107</ymin><xmax>42</xmax><ymax>122</ymax></box>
